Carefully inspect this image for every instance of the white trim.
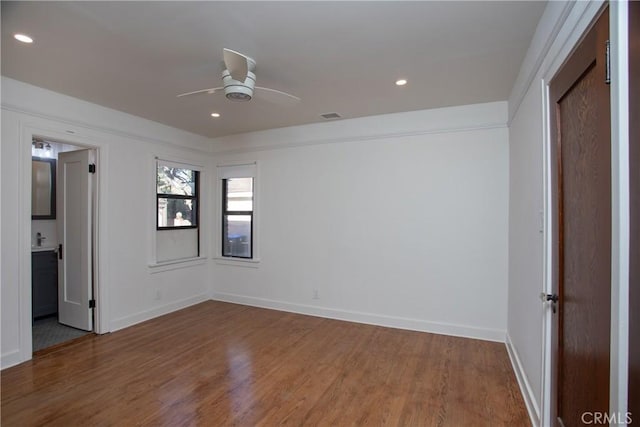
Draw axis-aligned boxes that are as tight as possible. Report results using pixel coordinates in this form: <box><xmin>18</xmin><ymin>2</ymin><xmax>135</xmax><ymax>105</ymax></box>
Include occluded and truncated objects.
<box><xmin>93</xmin><ymin>144</ymin><xmax>110</xmax><ymax>336</ymax></box>
<box><xmin>213</xmin><ymin>257</ymin><xmax>261</xmax><ymax>268</ymax></box>
<box><xmin>508</xmin><ymin>1</ymin><xmax>576</xmax><ymax>125</ymax></box>
<box><xmin>110</xmin><ymin>294</ymin><xmax>208</xmax><ymax>332</ymax></box>
<box><xmin>1</xmin><ymin>350</ymin><xmax>22</xmax><ymax>370</ymax></box>
<box><xmin>149</xmin><ymin>155</ymin><xmax>159</xmax><ymax>265</ymax></box>
<box><xmin>215</xmin><ymin>161</ymin><xmax>257</xmax><ymax>169</ymax></box>
<box><xmin>540</xmin><ymin>79</ymin><xmax>554</xmax><ymax>427</ymax></box>
<box><xmin>148</xmin><ymin>256</ymin><xmax>207</xmax><ymax>274</ymax></box>
<box><xmin>2</xmin><ymin>103</ymin><xmax>211</xmax><ymax>157</ymax></box>
<box><xmin>212</xmin><ymin>122</ymin><xmax>507</xmax><ymax>156</ymax></box>
<box><xmin>156</xmin><ymin>156</ymin><xmax>205</xmax><ymax>171</ymax></box>
<box><xmin>215</xmin><ymin>161</ymin><xmax>260</xmax><ymax>261</ymax></box>
<box><xmin>18</xmin><ymin>120</ymin><xmax>32</xmax><ymax>363</ymax></box>
<box><xmin>152</xmin><ymin>156</ymin><xmax>206</xmax><ymax>264</ymax></box>
<box><xmin>209</xmin><ymin>101</ymin><xmax>507</xmax><ymax>155</ymax></box>
<box><xmin>14</xmin><ymin>123</ymin><xmax>111</xmax><ymax>367</ymax></box>
<box><xmin>211</xmin><ymin>292</ymin><xmax>506</xmax><ymax>343</ymax></box>
<box><xmin>506</xmin><ymin>334</ymin><xmax>540</xmax><ymax>427</ymax></box>
<box><xmin>609</xmin><ymin>0</ymin><xmax>630</xmax><ymax>417</ymax></box>
<box><xmin>1</xmin><ymin>78</ymin><xmax>212</xmax><ymax>156</ymax></box>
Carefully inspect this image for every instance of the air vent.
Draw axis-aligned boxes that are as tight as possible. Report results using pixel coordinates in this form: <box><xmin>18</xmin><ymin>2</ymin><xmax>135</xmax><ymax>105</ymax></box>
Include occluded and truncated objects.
<box><xmin>320</xmin><ymin>112</ymin><xmax>342</xmax><ymax>120</ymax></box>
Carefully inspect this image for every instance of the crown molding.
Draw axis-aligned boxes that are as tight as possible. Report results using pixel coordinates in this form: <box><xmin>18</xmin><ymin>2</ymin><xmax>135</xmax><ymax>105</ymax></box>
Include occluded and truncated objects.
<box><xmin>508</xmin><ymin>1</ymin><xmax>576</xmax><ymax>125</ymax></box>
<box><xmin>210</xmin><ymin>101</ymin><xmax>508</xmax><ymax>155</ymax></box>
<box><xmin>211</xmin><ymin>121</ymin><xmax>507</xmax><ymax>156</ymax></box>
<box><xmin>2</xmin><ymin>102</ymin><xmax>213</xmax><ymax>156</ymax></box>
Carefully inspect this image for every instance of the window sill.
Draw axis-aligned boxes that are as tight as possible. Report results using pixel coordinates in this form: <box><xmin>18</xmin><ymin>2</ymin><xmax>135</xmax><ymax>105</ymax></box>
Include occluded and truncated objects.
<box><xmin>148</xmin><ymin>256</ymin><xmax>207</xmax><ymax>274</ymax></box>
<box><xmin>213</xmin><ymin>256</ymin><xmax>261</xmax><ymax>268</ymax></box>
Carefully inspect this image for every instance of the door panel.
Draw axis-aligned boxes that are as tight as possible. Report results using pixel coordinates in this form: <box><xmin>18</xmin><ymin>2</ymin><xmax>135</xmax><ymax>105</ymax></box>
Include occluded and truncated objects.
<box><xmin>550</xmin><ymin>7</ymin><xmax>611</xmax><ymax>426</ymax></box>
<box><xmin>57</xmin><ymin>149</ymin><xmax>93</xmax><ymax>331</ymax></box>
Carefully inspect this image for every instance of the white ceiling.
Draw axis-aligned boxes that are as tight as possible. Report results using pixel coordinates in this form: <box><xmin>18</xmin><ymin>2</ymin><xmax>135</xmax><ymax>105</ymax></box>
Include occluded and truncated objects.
<box><xmin>1</xmin><ymin>1</ymin><xmax>546</xmax><ymax>139</ymax></box>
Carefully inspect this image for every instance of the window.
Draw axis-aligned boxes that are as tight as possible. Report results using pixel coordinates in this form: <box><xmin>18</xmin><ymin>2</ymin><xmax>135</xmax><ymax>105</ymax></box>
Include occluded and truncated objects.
<box><xmin>222</xmin><ymin>177</ymin><xmax>253</xmax><ymax>258</ymax></box>
<box><xmin>218</xmin><ymin>163</ymin><xmax>257</xmax><ymax>260</ymax></box>
<box><xmin>153</xmin><ymin>159</ymin><xmax>203</xmax><ymax>265</ymax></box>
<box><xmin>157</xmin><ymin>164</ymin><xmax>199</xmax><ymax>230</ymax></box>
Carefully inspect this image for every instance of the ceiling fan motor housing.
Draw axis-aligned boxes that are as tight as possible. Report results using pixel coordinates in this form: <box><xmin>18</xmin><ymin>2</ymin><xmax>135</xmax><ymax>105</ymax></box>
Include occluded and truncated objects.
<box><xmin>222</xmin><ymin>70</ymin><xmax>255</xmax><ymax>101</ymax></box>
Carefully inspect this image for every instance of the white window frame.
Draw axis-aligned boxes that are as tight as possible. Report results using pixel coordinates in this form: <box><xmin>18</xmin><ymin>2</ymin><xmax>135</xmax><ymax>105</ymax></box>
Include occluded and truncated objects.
<box><xmin>215</xmin><ymin>162</ymin><xmax>260</xmax><ymax>266</ymax></box>
<box><xmin>149</xmin><ymin>156</ymin><xmax>207</xmax><ymax>271</ymax></box>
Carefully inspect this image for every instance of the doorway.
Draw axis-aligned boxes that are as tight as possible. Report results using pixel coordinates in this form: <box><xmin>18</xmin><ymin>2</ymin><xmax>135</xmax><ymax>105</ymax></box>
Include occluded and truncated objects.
<box><xmin>30</xmin><ymin>137</ymin><xmax>97</xmax><ymax>352</ymax></box>
<box><xmin>548</xmin><ymin>6</ymin><xmax>611</xmax><ymax>426</ymax></box>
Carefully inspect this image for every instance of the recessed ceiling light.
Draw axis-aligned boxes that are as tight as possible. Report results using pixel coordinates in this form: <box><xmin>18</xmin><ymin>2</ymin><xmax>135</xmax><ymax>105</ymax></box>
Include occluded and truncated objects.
<box><xmin>395</xmin><ymin>79</ymin><xmax>407</xmax><ymax>86</ymax></box>
<box><xmin>210</xmin><ymin>113</ymin><xmax>220</xmax><ymax>118</ymax></box>
<box><xmin>14</xmin><ymin>34</ymin><xmax>33</xmax><ymax>44</ymax></box>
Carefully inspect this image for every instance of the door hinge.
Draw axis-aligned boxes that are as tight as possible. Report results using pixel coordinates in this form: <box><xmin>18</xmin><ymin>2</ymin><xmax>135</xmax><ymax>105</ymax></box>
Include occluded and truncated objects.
<box><xmin>89</xmin><ymin>163</ymin><xmax>96</xmax><ymax>174</ymax></box>
<box><xmin>605</xmin><ymin>39</ymin><xmax>611</xmax><ymax>84</ymax></box>
<box><xmin>58</xmin><ymin>244</ymin><xmax>63</xmax><ymax>260</ymax></box>
<box><xmin>89</xmin><ymin>299</ymin><xmax>96</xmax><ymax>309</ymax></box>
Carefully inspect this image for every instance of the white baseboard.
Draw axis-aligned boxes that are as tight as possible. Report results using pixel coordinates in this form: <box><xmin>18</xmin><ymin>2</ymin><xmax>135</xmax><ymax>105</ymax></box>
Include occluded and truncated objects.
<box><xmin>506</xmin><ymin>333</ymin><xmax>540</xmax><ymax>426</ymax></box>
<box><xmin>1</xmin><ymin>349</ymin><xmax>22</xmax><ymax>370</ymax></box>
<box><xmin>110</xmin><ymin>294</ymin><xmax>208</xmax><ymax>332</ymax></box>
<box><xmin>211</xmin><ymin>292</ymin><xmax>506</xmax><ymax>342</ymax></box>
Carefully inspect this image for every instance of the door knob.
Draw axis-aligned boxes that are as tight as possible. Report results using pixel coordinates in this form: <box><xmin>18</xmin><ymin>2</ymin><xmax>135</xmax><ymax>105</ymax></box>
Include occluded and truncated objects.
<box><xmin>540</xmin><ymin>293</ymin><xmax>559</xmax><ymax>313</ymax></box>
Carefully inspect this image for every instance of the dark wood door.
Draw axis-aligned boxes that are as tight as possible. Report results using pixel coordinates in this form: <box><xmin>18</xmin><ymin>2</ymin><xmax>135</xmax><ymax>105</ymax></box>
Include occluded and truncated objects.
<box><xmin>549</xmin><ymin>7</ymin><xmax>611</xmax><ymax>426</ymax></box>
<box><xmin>628</xmin><ymin>0</ymin><xmax>640</xmax><ymax>418</ymax></box>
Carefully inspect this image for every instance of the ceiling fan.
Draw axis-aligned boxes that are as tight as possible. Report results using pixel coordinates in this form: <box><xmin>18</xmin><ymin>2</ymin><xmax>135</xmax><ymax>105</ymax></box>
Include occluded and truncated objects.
<box><xmin>177</xmin><ymin>48</ymin><xmax>301</xmax><ymax>106</ymax></box>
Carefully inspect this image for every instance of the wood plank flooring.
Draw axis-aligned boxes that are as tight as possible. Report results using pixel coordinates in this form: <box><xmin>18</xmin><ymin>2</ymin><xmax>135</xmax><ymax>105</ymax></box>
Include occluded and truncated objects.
<box><xmin>1</xmin><ymin>301</ymin><xmax>529</xmax><ymax>426</ymax></box>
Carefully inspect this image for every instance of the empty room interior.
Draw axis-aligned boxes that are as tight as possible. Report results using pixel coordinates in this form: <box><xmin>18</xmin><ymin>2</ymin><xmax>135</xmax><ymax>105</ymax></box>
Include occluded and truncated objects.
<box><xmin>1</xmin><ymin>1</ymin><xmax>637</xmax><ymax>426</ymax></box>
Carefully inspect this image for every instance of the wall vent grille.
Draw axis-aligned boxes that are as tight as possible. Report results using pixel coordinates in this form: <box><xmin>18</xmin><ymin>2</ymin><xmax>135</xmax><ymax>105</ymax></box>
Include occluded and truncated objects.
<box><xmin>320</xmin><ymin>112</ymin><xmax>342</xmax><ymax>120</ymax></box>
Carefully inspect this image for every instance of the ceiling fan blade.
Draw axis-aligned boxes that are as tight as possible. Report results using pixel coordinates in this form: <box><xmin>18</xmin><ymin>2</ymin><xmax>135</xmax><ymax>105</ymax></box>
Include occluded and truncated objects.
<box><xmin>254</xmin><ymin>87</ymin><xmax>301</xmax><ymax>107</ymax></box>
<box><xmin>176</xmin><ymin>87</ymin><xmax>224</xmax><ymax>98</ymax></box>
<box><xmin>223</xmin><ymin>48</ymin><xmax>249</xmax><ymax>81</ymax></box>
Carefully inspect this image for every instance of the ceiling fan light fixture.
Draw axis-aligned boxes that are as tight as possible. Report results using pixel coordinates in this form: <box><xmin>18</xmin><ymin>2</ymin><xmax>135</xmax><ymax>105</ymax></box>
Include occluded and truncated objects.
<box><xmin>222</xmin><ymin>69</ymin><xmax>255</xmax><ymax>102</ymax></box>
<box><xmin>177</xmin><ymin>49</ymin><xmax>299</xmax><ymax>106</ymax></box>
<box><xmin>226</xmin><ymin>92</ymin><xmax>252</xmax><ymax>101</ymax></box>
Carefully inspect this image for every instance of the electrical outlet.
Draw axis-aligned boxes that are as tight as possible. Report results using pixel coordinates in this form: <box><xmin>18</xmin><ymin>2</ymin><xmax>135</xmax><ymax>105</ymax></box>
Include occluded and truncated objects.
<box><xmin>312</xmin><ymin>289</ymin><xmax>319</xmax><ymax>300</ymax></box>
<box><xmin>155</xmin><ymin>290</ymin><xmax>162</xmax><ymax>300</ymax></box>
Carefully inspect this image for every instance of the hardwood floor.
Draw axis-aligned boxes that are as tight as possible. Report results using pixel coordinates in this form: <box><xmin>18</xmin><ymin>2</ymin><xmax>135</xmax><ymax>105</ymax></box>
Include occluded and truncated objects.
<box><xmin>2</xmin><ymin>301</ymin><xmax>528</xmax><ymax>426</ymax></box>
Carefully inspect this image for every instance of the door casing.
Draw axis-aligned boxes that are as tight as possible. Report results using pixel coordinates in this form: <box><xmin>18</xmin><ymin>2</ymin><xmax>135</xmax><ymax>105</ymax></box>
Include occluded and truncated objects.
<box><xmin>540</xmin><ymin>1</ymin><xmax>632</xmax><ymax>424</ymax></box>
<box><xmin>21</xmin><ymin>126</ymin><xmax>107</xmax><ymax>361</ymax></box>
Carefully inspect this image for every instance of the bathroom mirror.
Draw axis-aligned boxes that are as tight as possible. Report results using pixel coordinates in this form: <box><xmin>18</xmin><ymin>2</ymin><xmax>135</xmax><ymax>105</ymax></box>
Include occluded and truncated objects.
<box><xmin>32</xmin><ymin>157</ymin><xmax>56</xmax><ymax>219</ymax></box>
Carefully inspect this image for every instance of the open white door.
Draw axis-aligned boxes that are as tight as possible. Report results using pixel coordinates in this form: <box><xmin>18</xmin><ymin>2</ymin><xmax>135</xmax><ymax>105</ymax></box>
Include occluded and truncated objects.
<box><xmin>57</xmin><ymin>149</ymin><xmax>94</xmax><ymax>331</ymax></box>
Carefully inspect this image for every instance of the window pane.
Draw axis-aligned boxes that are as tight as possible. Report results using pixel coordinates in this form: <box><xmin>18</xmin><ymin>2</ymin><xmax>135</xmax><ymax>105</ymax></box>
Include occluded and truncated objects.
<box><xmin>157</xmin><ymin>166</ymin><xmax>196</xmax><ymax>196</ymax></box>
<box><xmin>158</xmin><ymin>198</ymin><xmax>197</xmax><ymax>227</ymax></box>
<box><xmin>226</xmin><ymin>178</ymin><xmax>253</xmax><ymax>211</ymax></box>
<box><xmin>223</xmin><ymin>214</ymin><xmax>252</xmax><ymax>258</ymax></box>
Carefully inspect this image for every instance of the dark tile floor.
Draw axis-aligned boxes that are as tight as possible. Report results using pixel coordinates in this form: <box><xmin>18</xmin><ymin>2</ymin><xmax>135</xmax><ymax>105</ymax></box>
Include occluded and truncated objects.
<box><xmin>32</xmin><ymin>316</ymin><xmax>91</xmax><ymax>352</ymax></box>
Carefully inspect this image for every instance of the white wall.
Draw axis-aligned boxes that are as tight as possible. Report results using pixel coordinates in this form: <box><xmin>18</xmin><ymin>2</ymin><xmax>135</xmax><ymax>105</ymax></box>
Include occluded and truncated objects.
<box><xmin>210</xmin><ymin>102</ymin><xmax>510</xmax><ymax>342</ymax></box>
<box><xmin>1</xmin><ymin>77</ymin><xmax>212</xmax><ymax>368</ymax></box>
<box><xmin>506</xmin><ymin>2</ymin><xmax>588</xmax><ymax>423</ymax></box>
<box><xmin>507</xmin><ymin>78</ymin><xmax>545</xmax><ymax>424</ymax></box>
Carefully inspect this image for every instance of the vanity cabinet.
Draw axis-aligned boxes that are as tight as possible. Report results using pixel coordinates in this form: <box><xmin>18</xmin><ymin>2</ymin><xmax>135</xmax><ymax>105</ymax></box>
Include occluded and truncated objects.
<box><xmin>32</xmin><ymin>250</ymin><xmax>58</xmax><ymax>319</ymax></box>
